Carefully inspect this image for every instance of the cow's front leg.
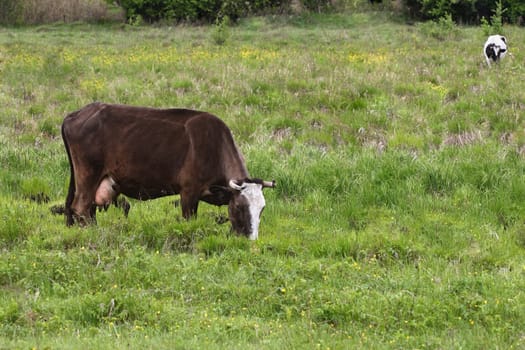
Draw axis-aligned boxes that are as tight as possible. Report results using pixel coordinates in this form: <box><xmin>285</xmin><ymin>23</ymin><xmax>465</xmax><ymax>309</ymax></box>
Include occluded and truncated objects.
<box><xmin>180</xmin><ymin>191</ymin><xmax>199</xmax><ymax>219</ymax></box>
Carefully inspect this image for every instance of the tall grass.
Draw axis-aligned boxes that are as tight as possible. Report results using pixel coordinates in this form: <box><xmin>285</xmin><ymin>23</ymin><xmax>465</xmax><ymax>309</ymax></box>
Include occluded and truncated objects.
<box><xmin>1</xmin><ymin>11</ymin><xmax>525</xmax><ymax>349</ymax></box>
<box><xmin>0</xmin><ymin>0</ymin><xmax>122</xmax><ymax>25</ymax></box>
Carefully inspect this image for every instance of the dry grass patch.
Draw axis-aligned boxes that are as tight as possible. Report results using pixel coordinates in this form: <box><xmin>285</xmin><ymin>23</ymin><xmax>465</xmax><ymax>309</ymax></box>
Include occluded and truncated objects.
<box><xmin>2</xmin><ymin>0</ymin><xmax>123</xmax><ymax>24</ymax></box>
<box><xmin>442</xmin><ymin>130</ymin><xmax>484</xmax><ymax>148</ymax></box>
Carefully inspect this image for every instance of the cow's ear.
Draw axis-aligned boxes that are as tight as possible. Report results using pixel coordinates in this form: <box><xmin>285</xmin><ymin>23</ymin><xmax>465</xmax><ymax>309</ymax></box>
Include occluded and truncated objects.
<box><xmin>209</xmin><ymin>185</ymin><xmax>233</xmax><ymax>200</ymax></box>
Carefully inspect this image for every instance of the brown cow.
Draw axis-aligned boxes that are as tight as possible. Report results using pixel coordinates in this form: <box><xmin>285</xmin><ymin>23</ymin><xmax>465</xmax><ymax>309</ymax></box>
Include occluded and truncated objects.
<box><xmin>62</xmin><ymin>102</ymin><xmax>274</xmax><ymax>240</ymax></box>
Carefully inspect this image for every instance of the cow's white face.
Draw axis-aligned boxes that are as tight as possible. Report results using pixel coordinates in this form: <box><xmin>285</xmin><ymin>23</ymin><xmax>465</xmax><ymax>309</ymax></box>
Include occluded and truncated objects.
<box><xmin>484</xmin><ymin>35</ymin><xmax>507</xmax><ymax>65</ymax></box>
<box><xmin>228</xmin><ymin>180</ymin><xmax>266</xmax><ymax>240</ymax></box>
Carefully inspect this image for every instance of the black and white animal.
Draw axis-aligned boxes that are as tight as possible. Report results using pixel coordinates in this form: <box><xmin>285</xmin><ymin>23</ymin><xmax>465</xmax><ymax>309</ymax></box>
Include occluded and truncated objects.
<box><xmin>484</xmin><ymin>35</ymin><xmax>507</xmax><ymax>66</ymax></box>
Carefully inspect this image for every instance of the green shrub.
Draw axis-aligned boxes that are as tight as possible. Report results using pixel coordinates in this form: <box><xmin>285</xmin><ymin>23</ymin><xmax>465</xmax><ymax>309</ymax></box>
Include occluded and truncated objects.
<box><xmin>418</xmin><ymin>13</ymin><xmax>460</xmax><ymax>40</ymax></box>
<box><xmin>505</xmin><ymin>0</ymin><xmax>525</xmax><ymax>23</ymax></box>
<box><xmin>115</xmin><ymin>0</ymin><xmax>215</xmax><ymax>23</ymax></box>
<box><xmin>481</xmin><ymin>0</ymin><xmax>505</xmax><ymax>36</ymax></box>
<box><xmin>114</xmin><ymin>0</ymin><xmax>330</xmax><ymax>23</ymax></box>
<box><xmin>0</xmin><ymin>0</ymin><xmax>24</xmax><ymax>25</ymax></box>
<box><xmin>211</xmin><ymin>15</ymin><xmax>231</xmax><ymax>45</ymax></box>
<box><xmin>301</xmin><ymin>0</ymin><xmax>334</xmax><ymax>13</ymax></box>
<box><xmin>403</xmin><ymin>0</ymin><xmax>525</xmax><ymax>25</ymax></box>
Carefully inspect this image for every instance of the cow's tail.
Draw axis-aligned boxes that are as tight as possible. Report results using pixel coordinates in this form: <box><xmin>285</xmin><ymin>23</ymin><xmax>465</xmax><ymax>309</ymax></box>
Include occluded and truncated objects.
<box><xmin>62</xmin><ymin>120</ymin><xmax>75</xmax><ymax>226</ymax></box>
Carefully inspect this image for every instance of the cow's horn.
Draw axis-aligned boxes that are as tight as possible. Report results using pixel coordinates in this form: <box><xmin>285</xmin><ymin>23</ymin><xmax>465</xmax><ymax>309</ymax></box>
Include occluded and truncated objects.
<box><xmin>229</xmin><ymin>179</ymin><xmax>244</xmax><ymax>191</ymax></box>
<box><xmin>263</xmin><ymin>180</ymin><xmax>276</xmax><ymax>188</ymax></box>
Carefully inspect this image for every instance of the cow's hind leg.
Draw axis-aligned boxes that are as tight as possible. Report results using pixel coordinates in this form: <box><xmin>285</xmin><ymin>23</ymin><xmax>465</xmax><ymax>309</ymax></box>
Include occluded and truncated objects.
<box><xmin>65</xmin><ymin>176</ymin><xmax>76</xmax><ymax>226</ymax></box>
<box><xmin>70</xmin><ymin>175</ymin><xmax>100</xmax><ymax>225</ymax></box>
<box><xmin>113</xmin><ymin>196</ymin><xmax>130</xmax><ymax>217</ymax></box>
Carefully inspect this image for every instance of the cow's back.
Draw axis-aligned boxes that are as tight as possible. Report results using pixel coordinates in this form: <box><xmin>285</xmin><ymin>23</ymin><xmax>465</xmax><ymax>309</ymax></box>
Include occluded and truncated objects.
<box><xmin>62</xmin><ymin>102</ymin><xmax>248</xmax><ymax>200</ymax></box>
<box><xmin>63</xmin><ymin>102</ymin><xmax>199</xmax><ymax>139</ymax></box>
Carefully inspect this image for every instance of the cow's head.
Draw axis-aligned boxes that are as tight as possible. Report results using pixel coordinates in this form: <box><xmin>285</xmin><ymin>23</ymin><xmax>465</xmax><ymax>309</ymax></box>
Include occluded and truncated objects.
<box><xmin>228</xmin><ymin>178</ymin><xmax>275</xmax><ymax>240</ymax></box>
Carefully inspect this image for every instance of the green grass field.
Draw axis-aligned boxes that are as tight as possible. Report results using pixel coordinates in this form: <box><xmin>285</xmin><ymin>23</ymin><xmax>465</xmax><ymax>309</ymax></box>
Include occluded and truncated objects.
<box><xmin>1</xmin><ymin>10</ymin><xmax>525</xmax><ymax>349</ymax></box>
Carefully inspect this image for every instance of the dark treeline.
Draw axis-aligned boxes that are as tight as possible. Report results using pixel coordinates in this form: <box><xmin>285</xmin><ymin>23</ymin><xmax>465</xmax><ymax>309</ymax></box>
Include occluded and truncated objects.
<box><xmin>1</xmin><ymin>0</ymin><xmax>524</xmax><ymax>26</ymax></box>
